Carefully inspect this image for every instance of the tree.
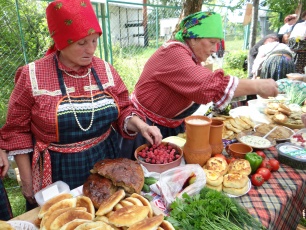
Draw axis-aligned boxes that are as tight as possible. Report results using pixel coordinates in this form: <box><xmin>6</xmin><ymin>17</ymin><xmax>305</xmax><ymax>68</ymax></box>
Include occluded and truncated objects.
<box><xmin>0</xmin><ymin>0</ymin><xmax>49</xmax><ymax>121</ymax></box>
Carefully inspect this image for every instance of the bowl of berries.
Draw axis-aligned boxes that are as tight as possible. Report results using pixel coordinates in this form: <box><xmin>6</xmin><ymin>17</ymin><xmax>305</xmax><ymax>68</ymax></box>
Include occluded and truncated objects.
<box><xmin>134</xmin><ymin>142</ymin><xmax>183</xmax><ymax>173</ymax></box>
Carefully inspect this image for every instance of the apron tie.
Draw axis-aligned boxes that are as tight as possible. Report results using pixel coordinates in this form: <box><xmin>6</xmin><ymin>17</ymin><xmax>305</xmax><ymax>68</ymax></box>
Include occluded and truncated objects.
<box><xmin>32</xmin><ymin>127</ymin><xmax>112</xmax><ymax>193</ymax></box>
<box><xmin>130</xmin><ymin>92</ymin><xmax>184</xmax><ymax>128</ymax></box>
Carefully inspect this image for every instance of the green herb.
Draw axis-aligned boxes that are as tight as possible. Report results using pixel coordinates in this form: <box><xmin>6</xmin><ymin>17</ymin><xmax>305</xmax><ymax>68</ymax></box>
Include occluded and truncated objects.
<box><xmin>283</xmin><ymin>84</ymin><xmax>306</xmax><ymax>105</ymax></box>
<box><xmin>166</xmin><ymin>187</ymin><xmax>265</xmax><ymax>230</ymax></box>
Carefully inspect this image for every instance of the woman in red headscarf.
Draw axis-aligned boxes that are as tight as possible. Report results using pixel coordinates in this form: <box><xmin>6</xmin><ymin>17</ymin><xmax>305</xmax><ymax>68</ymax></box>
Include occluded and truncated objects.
<box><xmin>0</xmin><ymin>0</ymin><xmax>162</xmax><ymax>210</ymax></box>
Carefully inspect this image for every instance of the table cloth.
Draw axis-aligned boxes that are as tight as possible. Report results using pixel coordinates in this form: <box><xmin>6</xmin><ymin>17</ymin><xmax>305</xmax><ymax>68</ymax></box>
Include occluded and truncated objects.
<box><xmin>237</xmin><ymin>146</ymin><xmax>306</xmax><ymax>230</ymax></box>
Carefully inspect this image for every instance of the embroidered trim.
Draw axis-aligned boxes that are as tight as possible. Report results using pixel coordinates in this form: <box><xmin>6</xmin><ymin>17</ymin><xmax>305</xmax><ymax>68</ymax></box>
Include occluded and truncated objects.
<box><xmin>103</xmin><ymin>61</ymin><xmax>115</xmax><ymax>88</ymax></box>
<box><xmin>8</xmin><ymin>148</ymin><xmax>33</xmax><ymax>156</ymax></box>
<box><xmin>123</xmin><ymin>113</ymin><xmax>138</xmax><ymax>136</ymax></box>
<box><xmin>29</xmin><ymin>62</ymin><xmax>63</xmax><ymax>96</ymax></box>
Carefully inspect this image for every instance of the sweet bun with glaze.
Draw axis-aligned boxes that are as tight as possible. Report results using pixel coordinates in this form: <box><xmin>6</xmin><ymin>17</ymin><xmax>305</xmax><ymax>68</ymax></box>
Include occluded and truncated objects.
<box><xmin>227</xmin><ymin>159</ymin><xmax>251</xmax><ymax>176</ymax></box>
<box><xmin>203</xmin><ymin>157</ymin><xmax>228</xmax><ymax>175</ymax></box>
<box><xmin>203</xmin><ymin>169</ymin><xmax>223</xmax><ymax>186</ymax></box>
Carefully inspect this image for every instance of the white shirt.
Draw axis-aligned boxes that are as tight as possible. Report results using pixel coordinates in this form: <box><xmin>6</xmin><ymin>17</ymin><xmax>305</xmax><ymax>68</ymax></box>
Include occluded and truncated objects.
<box><xmin>252</xmin><ymin>42</ymin><xmax>293</xmax><ymax>78</ymax></box>
<box><xmin>278</xmin><ymin>23</ymin><xmax>293</xmax><ymax>34</ymax></box>
<box><xmin>289</xmin><ymin>21</ymin><xmax>306</xmax><ymax>39</ymax></box>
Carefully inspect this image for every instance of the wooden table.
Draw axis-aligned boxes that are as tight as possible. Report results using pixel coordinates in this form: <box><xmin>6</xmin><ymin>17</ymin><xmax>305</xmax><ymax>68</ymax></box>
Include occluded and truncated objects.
<box><xmin>11</xmin><ymin>207</ymin><xmax>40</xmax><ymax>224</ymax></box>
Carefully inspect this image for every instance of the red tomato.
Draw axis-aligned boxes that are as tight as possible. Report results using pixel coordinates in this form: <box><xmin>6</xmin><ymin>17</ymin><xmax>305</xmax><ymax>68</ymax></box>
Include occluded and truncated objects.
<box><xmin>269</xmin><ymin>159</ymin><xmax>280</xmax><ymax>171</ymax></box>
<box><xmin>259</xmin><ymin>159</ymin><xmax>272</xmax><ymax>171</ymax></box>
<box><xmin>251</xmin><ymin>173</ymin><xmax>265</xmax><ymax>186</ymax></box>
<box><xmin>226</xmin><ymin>157</ymin><xmax>236</xmax><ymax>164</ymax></box>
<box><xmin>213</xmin><ymin>154</ymin><xmax>227</xmax><ymax>161</ymax></box>
<box><xmin>256</xmin><ymin>150</ymin><xmax>266</xmax><ymax>159</ymax></box>
<box><xmin>256</xmin><ymin>167</ymin><xmax>271</xmax><ymax>181</ymax></box>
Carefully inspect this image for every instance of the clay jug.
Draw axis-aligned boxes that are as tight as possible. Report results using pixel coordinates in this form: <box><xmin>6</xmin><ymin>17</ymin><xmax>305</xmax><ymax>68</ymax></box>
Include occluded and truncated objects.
<box><xmin>183</xmin><ymin>115</ymin><xmax>212</xmax><ymax>166</ymax></box>
<box><xmin>209</xmin><ymin>119</ymin><xmax>224</xmax><ymax>156</ymax></box>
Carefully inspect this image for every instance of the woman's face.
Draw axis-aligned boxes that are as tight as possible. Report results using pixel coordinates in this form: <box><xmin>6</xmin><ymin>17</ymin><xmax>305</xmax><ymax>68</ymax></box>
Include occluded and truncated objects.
<box><xmin>188</xmin><ymin>38</ymin><xmax>220</xmax><ymax>62</ymax></box>
<box><xmin>59</xmin><ymin>33</ymin><xmax>99</xmax><ymax>70</ymax></box>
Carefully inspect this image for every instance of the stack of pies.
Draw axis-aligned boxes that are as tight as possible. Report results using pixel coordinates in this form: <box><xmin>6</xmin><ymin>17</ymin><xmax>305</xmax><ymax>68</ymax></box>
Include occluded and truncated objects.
<box><xmin>203</xmin><ymin>169</ymin><xmax>224</xmax><ymax>192</ymax></box>
<box><xmin>203</xmin><ymin>157</ymin><xmax>252</xmax><ymax>196</ymax></box>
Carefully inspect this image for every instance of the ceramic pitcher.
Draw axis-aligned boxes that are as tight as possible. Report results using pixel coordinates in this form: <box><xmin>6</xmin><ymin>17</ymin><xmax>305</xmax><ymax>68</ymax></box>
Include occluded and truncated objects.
<box><xmin>209</xmin><ymin>118</ymin><xmax>224</xmax><ymax>156</ymax></box>
<box><xmin>183</xmin><ymin>115</ymin><xmax>212</xmax><ymax>166</ymax></box>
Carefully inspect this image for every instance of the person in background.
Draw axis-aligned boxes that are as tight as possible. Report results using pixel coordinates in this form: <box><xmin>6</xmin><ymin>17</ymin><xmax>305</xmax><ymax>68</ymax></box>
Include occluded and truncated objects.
<box><xmin>291</xmin><ymin>10</ymin><xmax>306</xmax><ymax>31</ymax></box>
<box><xmin>0</xmin><ymin>150</ymin><xmax>13</xmax><ymax>220</ymax></box>
<box><xmin>119</xmin><ymin>11</ymin><xmax>279</xmax><ymax>159</ymax></box>
<box><xmin>0</xmin><ymin>0</ymin><xmax>162</xmax><ymax>211</ymax></box>
<box><xmin>248</xmin><ymin>33</ymin><xmax>280</xmax><ymax>79</ymax></box>
<box><xmin>288</xmin><ymin>19</ymin><xmax>306</xmax><ymax>73</ymax></box>
<box><xmin>278</xmin><ymin>14</ymin><xmax>298</xmax><ymax>34</ymax></box>
<box><xmin>251</xmin><ymin>39</ymin><xmax>294</xmax><ymax>80</ymax></box>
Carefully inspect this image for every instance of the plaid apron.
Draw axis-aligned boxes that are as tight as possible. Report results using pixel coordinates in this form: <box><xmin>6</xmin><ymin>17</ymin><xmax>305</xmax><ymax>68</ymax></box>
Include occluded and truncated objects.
<box><xmin>32</xmin><ymin>59</ymin><xmax>120</xmax><ymax>193</ymax></box>
<box><xmin>0</xmin><ymin>180</ymin><xmax>13</xmax><ymax>221</ymax></box>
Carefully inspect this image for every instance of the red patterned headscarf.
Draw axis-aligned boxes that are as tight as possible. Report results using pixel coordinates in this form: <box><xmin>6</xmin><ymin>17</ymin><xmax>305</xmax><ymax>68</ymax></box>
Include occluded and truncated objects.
<box><xmin>45</xmin><ymin>0</ymin><xmax>102</xmax><ymax>55</ymax></box>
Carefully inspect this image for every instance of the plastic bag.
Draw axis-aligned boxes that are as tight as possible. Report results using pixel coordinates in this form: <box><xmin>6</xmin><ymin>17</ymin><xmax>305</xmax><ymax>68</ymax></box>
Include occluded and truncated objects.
<box><xmin>158</xmin><ymin>164</ymin><xmax>206</xmax><ymax>208</ymax></box>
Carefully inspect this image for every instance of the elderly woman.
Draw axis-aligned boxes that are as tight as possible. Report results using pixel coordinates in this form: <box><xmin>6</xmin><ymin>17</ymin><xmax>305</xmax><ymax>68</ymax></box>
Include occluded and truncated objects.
<box><xmin>251</xmin><ymin>40</ymin><xmax>295</xmax><ymax>80</ymax></box>
<box><xmin>0</xmin><ymin>0</ymin><xmax>162</xmax><ymax>210</ymax></box>
<box><xmin>119</xmin><ymin>11</ymin><xmax>279</xmax><ymax>158</ymax></box>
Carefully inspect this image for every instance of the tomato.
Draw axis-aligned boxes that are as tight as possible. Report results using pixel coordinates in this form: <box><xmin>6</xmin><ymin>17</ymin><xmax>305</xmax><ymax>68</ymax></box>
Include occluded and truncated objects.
<box><xmin>259</xmin><ymin>159</ymin><xmax>272</xmax><ymax>171</ymax></box>
<box><xmin>269</xmin><ymin>159</ymin><xmax>280</xmax><ymax>171</ymax></box>
<box><xmin>256</xmin><ymin>167</ymin><xmax>271</xmax><ymax>181</ymax></box>
<box><xmin>255</xmin><ymin>150</ymin><xmax>266</xmax><ymax>160</ymax></box>
<box><xmin>226</xmin><ymin>157</ymin><xmax>236</xmax><ymax>164</ymax></box>
<box><xmin>251</xmin><ymin>173</ymin><xmax>265</xmax><ymax>186</ymax></box>
<box><xmin>213</xmin><ymin>154</ymin><xmax>227</xmax><ymax>161</ymax></box>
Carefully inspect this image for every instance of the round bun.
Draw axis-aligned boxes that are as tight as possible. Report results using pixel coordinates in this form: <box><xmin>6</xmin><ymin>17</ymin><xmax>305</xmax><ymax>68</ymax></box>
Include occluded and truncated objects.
<box><xmin>273</xmin><ymin>113</ymin><xmax>288</xmax><ymax>123</ymax></box>
<box><xmin>204</xmin><ymin>157</ymin><xmax>228</xmax><ymax>175</ymax></box>
<box><xmin>203</xmin><ymin>169</ymin><xmax>223</xmax><ymax>186</ymax></box>
<box><xmin>93</xmin><ymin>158</ymin><xmax>144</xmax><ymax>194</ymax></box>
<box><xmin>264</xmin><ymin>108</ymin><xmax>278</xmax><ymax>115</ymax></box>
<box><xmin>223</xmin><ymin>173</ymin><xmax>249</xmax><ymax>188</ymax></box>
<box><xmin>223</xmin><ymin>181</ymin><xmax>249</xmax><ymax>196</ymax></box>
<box><xmin>227</xmin><ymin>159</ymin><xmax>252</xmax><ymax>176</ymax></box>
<box><xmin>267</xmin><ymin>102</ymin><xmax>280</xmax><ymax>110</ymax></box>
<box><xmin>205</xmin><ymin>183</ymin><xmax>223</xmax><ymax>192</ymax></box>
<box><xmin>278</xmin><ymin>104</ymin><xmax>291</xmax><ymax>116</ymax></box>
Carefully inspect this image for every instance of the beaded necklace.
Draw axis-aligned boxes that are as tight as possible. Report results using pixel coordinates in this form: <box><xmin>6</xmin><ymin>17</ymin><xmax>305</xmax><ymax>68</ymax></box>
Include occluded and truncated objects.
<box><xmin>63</xmin><ymin>70</ymin><xmax>94</xmax><ymax>132</ymax></box>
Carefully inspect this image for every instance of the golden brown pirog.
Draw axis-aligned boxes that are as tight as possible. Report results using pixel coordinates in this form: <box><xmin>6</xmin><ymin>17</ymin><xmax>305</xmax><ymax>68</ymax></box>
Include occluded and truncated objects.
<box><xmin>83</xmin><ymin>173</ymin><xmax>118</xmax><ymax>209</ymax></box>
<box><xmin>92</xmin><ymin>158</ymin><xmax>144</xmax><ymax>194</ymax></box>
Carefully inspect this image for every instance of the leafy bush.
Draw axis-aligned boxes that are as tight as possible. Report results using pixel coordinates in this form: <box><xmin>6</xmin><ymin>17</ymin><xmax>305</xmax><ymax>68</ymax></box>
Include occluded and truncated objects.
<box><xmin>224</xmin><ymin>50</ymin><xmax>248</xmax><ymax>70</ymax></box>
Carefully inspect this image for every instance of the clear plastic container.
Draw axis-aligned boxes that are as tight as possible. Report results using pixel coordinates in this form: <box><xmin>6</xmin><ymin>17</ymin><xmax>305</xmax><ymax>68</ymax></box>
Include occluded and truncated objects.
<box><xmin>34</xmin><ymin>181</ymin><xmax>70</xmax><ymax>206</ymax></box>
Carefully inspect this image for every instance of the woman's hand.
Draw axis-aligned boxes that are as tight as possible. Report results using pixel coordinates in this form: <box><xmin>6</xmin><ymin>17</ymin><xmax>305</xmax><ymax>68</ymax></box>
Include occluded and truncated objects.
<box><xmin>138</xmin><ymin>125</ymin><xmax>163</xmax><ymax>146</ymax></box>
<box><xmin>21</xmin><ymin>180</ymin><xmax>37</xmax><ymax>205</ymax></box>
<box><xmin>126</xmin><ymin>116</ymin><xmax>163</xmax><ymax>145</ymax></box>
<box><xmin>14</xmin><ymin>154</ymin><xmax>37</xmax><ymax>204</ymax></box>
<box><xmin>255</xmin><ymin>79</ymin><xmax>279</xmax><ymax>98</ymax></box>
<box><xmin>0</xmin><ymin>149</ymin><xmax>9</xmax><ymax>178</ymax></box>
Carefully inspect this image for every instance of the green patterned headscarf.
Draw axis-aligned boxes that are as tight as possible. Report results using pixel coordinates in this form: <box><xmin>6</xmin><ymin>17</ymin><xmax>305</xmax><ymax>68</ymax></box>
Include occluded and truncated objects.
<box><xmin>175</xmin><ymin>12</ymin><xmax>224</xmax><ymax>42</ymax></box>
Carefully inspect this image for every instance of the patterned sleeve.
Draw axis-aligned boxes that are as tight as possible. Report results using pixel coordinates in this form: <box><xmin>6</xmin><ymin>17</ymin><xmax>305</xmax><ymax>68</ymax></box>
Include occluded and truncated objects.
<box><xmin>105</xmin><ymin>64</ymin><xmax>146</xmax><ymax>139</ymax></box>
<box><xmin>0</xmin><ymin>66</ymin><xmax>34</xmax><ymax>151</ymax></box>
<box><xmin>154</xmin><ymin>43</ymin><xmax>238</xmax><ymax>109</ymax></box>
